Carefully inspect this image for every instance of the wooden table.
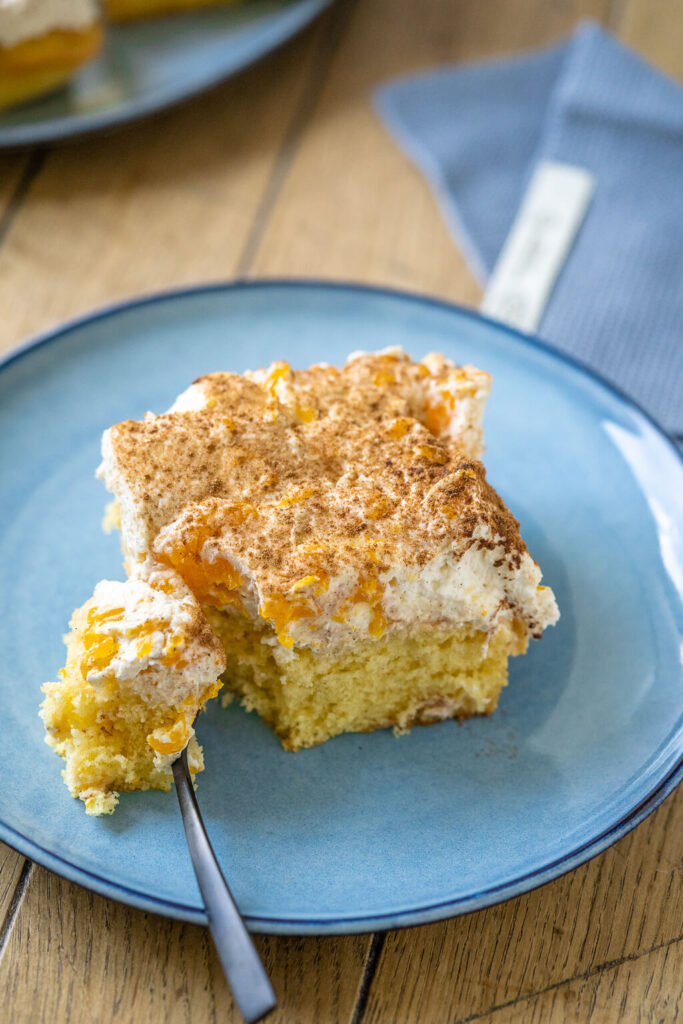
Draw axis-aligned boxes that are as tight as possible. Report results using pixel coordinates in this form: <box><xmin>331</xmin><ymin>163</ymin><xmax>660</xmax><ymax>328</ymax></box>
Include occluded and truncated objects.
<box><xmin>0</xmin><ymin>1</ymin><xmax>681</xmax><ymax>1020</ymax></box>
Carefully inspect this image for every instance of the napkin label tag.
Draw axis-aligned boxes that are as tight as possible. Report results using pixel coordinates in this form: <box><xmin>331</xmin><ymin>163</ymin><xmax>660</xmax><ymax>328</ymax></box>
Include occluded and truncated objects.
<box><xmin>480</xmin><ymin>160</ymin><xmax>595</xmax><ymax>333</ymax></box>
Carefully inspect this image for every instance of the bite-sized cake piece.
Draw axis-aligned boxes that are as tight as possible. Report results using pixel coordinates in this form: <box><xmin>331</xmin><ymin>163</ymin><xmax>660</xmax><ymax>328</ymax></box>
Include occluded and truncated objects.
<box><xmin>95</xmin><ymin>348</ymin><xmax>557</xmax><ymax>754</ymax></box>
<box><xmin>40</xmin><ymin>562</ymin><xmax>225</xmax><ymax>814</ymax></box>
<box><xmin>0</xmin><ymin>0</ymin><xmax>102</xmax><ymax>111</ymax></box>
<box><xmin>105</xmin><ymin>0</ymin><xmax>239</xmax><ymax>22</ymax></box>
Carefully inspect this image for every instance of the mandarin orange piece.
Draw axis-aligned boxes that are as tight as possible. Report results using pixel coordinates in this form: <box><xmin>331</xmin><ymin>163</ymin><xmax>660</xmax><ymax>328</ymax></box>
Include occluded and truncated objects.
<box><xmin>147</xmin><ymin>716</ymin><xmax>191</xmax><ymax>755</ymax></box>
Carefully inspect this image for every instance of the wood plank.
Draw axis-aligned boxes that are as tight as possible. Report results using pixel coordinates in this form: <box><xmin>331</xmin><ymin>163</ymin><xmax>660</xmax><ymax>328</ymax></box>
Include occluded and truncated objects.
<box><xmin>462</xmin><ymin>935</ymin><xmax>682</xmax><ymax>1024</ymax></box>
<box><xmin>0</xmin><ymin>12</ymin><xmax>333</xmax><ymax>357</ymax></box>
<box><xmin>363</xmin><ymin>787</ymin><xmax>682</xmax><ymax>1024</ymax></box>
<box><xmin>0</xmin><ymin>864</ymin><xmax>369</xmax><ymax>1023</ymax></box>
<box><xmin>248</xmin><ymin>0</ymin><xmax>612</xmax><ymax>300</ymax></box>
<box><xmin>0</xmin><ymin>155</ymin><xmax>29</xmax><ymax>218</ymax></box>
<box><xmin>614</xmin><ymin>0</ymin><xmax>683</xmax><ymax>79</ymax></box>
<box><xmin>0</xmin><ymin>155</ymin><xmax>32</xmax><ymax>280</ymax></box>
<box><xmin>0</xmin><ymin>844</ymin><xmax>28</xmax><ymax>936</ymax></box>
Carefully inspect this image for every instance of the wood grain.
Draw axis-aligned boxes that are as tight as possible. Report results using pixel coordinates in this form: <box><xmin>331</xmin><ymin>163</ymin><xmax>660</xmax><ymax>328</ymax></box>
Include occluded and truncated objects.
<box><xmin>0</xmin><ymin>154</ymin><xmax>29</xmax><ymax>199</ymax></box>
<box><xmin>0</xmin><ymin>156</ymin><xmax>34</xmax><ymax>332</ymax></box>
<box><xmin>363</xmin><ymin>788</ymin><xmax>683</xmax><ymax>1024</ymax></box>
<box><xmin>458</xmin><ymin>937</ymin><xmax>682</xmax><ymax>1024</ymax></box>
<box><xmin>0</xmin><ymin>846</ymin><xmax>29</xmax><ymax>937</ymax></box>
<box><xmin>248</xmin><ymin>0</ymin><xmax>612</xmax><ymax>300</ymax></box>
<box><xmin>0</xmin><ymin>10</ymin><xmax>335</xmax><ymax>356</ymax></box>
<box><xmin>0</xmin><ymin>864</ymin><xmax>370</xmax><ymax>1024</ymax></box>
<box><xmin>615</xmin><ymin>0</ymin><xmax>683</xmax><ymax>78</ymax></box>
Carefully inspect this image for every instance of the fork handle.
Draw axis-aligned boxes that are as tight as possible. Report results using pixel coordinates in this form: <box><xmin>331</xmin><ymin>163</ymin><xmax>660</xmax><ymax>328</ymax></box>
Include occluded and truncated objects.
<box><xmin>173</xmin><ymin>748</ymin><xmax>276</xmax><ymax>1023</ymax></box>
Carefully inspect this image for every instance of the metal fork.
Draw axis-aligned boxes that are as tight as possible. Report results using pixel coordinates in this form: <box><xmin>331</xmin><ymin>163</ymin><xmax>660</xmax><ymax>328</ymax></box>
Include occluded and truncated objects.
<box><xmin>173</xmin><ymin>748</ymin><xmax>276</xmax><ymax>1023</ymax></box>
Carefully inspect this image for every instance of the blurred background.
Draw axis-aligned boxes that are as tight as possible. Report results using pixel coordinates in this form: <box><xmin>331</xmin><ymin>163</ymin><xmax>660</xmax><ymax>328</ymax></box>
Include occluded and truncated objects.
<box><xmin>0</xmin><ymin>0</ymin><xmax>678</xmax><ymax>358</ymax></box>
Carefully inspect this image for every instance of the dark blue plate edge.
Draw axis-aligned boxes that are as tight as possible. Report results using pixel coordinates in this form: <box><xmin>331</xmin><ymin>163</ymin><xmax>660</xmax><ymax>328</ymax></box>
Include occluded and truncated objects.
<box><xmin>0</xmin><ymin>0</ymin><xmax>332</xmax><ymax>149</ymax></box>
<box><xmin>1</xmin><ymin>760</ymin><xmax>680</xmax><ymax>934</ymax></box>
<box><xmin>1</xmin><ymin>277</ymin><xmax>681</xmax><ymax>935</ymax></box>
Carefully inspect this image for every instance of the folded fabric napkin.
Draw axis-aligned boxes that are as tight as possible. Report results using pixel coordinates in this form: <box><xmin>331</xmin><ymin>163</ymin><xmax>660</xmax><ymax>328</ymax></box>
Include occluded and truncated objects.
<box><xmin>375</xmin><ymin>23</ymin><xmax>683</xmax><ymax>437</ymax></box>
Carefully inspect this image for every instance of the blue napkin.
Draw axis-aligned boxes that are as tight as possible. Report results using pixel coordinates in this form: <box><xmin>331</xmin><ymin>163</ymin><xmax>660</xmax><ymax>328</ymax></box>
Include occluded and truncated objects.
<box><xmin>375</xmin><ymin>23</ymin><xmax>683</xmax><ymax>437</ymax></box>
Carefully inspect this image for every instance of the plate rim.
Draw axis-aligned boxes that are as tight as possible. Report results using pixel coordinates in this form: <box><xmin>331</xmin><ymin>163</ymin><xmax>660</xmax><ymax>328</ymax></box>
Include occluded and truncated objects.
<box><xmin>0</xmin><ymin>0</ymin><xmax>332</xmax><ymax>149</ymax></box>
<box><xmin>1</xmin><ymin>277</ymin><xmax>681</xmax><ymax>935</ymax></box>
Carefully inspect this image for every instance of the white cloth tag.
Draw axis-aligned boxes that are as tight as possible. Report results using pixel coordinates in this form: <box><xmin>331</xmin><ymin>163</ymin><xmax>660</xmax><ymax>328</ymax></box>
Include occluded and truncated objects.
<box><xmin>480</xmin><ymin>160</ymin><xmax>595</xmax><ymax>333</ymax></box>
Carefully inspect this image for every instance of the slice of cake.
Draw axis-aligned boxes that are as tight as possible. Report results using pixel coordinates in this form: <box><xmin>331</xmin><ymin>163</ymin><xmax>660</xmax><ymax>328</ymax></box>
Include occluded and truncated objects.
<box><xmin>0</xmin><ymin>0</ymin><xmax>102</xmax><ymax>111</ymax></box>
<box><xmin>41</xmin><ymin>562</ymin><xmax>225</xmax><ymax>814</ymax></box>
<box><xmin>41</xmin><ymin>348</ymin><xmax>558</xmax><ymax>813</ymax></box>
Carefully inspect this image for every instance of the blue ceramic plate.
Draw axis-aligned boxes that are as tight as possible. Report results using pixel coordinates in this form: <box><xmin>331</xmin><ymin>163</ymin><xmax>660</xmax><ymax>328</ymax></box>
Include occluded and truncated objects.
<box><xmin>1</xmin><ymin>281</ymin><xmax>681</xmax><ymax>935</ymax></box>
<box><xmin>0</xmin><ymin>0</ymin><xmax>330</xmax><ymax>148</ymax></box>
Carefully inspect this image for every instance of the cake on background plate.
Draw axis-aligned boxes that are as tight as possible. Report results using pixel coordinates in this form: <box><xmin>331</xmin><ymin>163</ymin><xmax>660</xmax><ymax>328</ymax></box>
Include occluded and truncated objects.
<box><xmin>0</xmin><ymin>0</ymin><xmax>102</xmax><ymax>110</ymax></box>
<box><xmin>0</xmin><ymin>0</ymin><xmax>241</xmax><ymax>112</ymax></box>
<box><xmin>41</xmin><ymin>348</ymin><xmax>559</xmax><ymax>813</ymax></box>
<box><xmin>105</xmin><ymin>0</ymin><xmax>240</xmax><ymax>22</ymax></box>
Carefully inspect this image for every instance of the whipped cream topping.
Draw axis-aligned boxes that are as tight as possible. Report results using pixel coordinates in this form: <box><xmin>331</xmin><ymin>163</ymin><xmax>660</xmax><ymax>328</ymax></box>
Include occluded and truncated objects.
<box><xmin>381</xmin><ymin>532</ymin><xmax>558</xmax><ymax>639</ymax></box>
<box><xmin>98</xmin><ymin>348</ymin><xmax>558</xmax><ymax>655</ymax></box>
<box><xmin>153</xmin><ymin>510</ymin><xmax>558</xmax><ymax>657</ymax></box>
<box><xmin>98</xmin><ymin>348</ymin><xmax>492</xmax><ymax>568</ymax></box>
<box><xmin>0</xmin><ymin>0</ymin><xmax>97</xmax><ymax>48</ymax></box>
<box><xmin>80</xmin><ymin>563</ymin><xmax>225</xmax><ymax>707</ymax></box>
<box><xmin>327</xmin><ymin>543</ymin><xmax>555</xmax><ymax>655</ymax></box>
